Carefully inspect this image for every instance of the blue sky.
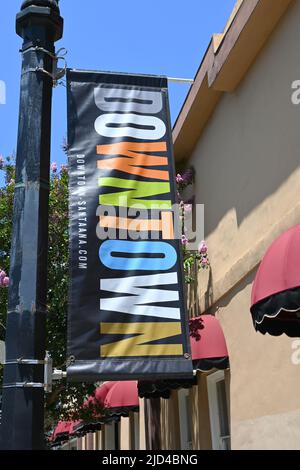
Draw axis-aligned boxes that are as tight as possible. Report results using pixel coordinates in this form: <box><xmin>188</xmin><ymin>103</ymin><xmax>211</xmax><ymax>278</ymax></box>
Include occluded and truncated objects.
<box><xmin>0</xmin><ymin>0</ymin><xmax>236</xmax><ymax>172</ymax></box>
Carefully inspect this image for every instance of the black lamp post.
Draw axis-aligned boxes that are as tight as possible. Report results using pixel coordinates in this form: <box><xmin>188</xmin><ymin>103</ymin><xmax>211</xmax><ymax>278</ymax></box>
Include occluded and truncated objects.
<box><xmin>0</xmin><ymin>0</ymin><xmax>63</xmax><ymax>450</ymax></box>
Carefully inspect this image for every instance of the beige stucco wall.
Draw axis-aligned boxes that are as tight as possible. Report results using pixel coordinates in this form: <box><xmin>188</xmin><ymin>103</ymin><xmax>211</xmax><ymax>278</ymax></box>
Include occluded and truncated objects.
<box><xmin>216</xmin><ymin>273</ymin><xmax>300</xmax><ymax>449</ymax></box>
<box><xmin>188</xmin><ymin>0</ymin><xmax>300</xmax><ymax>450</ymax></box>
<box><xmin>120</xmin><ymin>417</ymin><xmax>130</xmax><ymax>450</ymax></box>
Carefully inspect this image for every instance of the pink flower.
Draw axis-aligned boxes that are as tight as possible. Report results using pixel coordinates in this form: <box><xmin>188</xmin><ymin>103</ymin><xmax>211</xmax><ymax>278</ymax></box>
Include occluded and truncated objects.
<box><xmin>176</xmin><ymin>174</ymin><xmax>184</xmax><ymax>184</ymax></box>
<box><xmin>51</xmin><ymin>162</ymin><xmax>57</xmax><ymax>173</ymax></box>
<box><xmin>201</xmin><ymin>258</ymin><xmax>209</xmax><ymax>267</ymax></box>
<box><xmin>0</xmin><ymin>270</ymin><xmax>8</xmax><ymax>288</ymax></box>
<box><xmin>184</xmin><ymin>204</ymin><xmax>192</xmax><ymax>213</ymax></box>
<box><xmin>0</xmin><ymin>270</ymin><xmax>6</xmax><ymax>281</ymax></box>
<box><xmin>198</xmin><ymin>240</ymin><xmax>208</xmax><ymax>254</ymax></box>
<box><xmin>181</xmin><ymin>235</ymin><xmax>189</xmax><ymax>246</ymax></box>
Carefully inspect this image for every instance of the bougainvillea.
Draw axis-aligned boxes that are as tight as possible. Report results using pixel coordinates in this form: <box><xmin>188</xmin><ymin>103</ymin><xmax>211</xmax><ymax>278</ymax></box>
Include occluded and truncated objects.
<box><xmin>176</xmin><ymin>167</ymin><xmax>210</xmax><ymax>284</ymax></box>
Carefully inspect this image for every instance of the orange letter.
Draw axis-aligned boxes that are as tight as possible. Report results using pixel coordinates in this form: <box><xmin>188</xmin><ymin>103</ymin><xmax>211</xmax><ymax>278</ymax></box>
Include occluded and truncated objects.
<box><xmin>99</xmin><ymin>211</ymin><xmax>174</xmax><ymax>239</ymax></box>
<box><xmin>97</xmin><ymin>141</ymin><xmax>169</xmax><ymax>180</ymax></box>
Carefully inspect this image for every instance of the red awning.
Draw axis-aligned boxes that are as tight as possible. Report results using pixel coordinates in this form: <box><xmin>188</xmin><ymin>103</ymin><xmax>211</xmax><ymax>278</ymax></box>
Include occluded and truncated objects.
<box><xmin>73</xmin><ymin>383</ymin><xmax>114</xmax><ymax>435</ymax></box>
<box><xmin>53</xmin><ymin>420</ymin><xmax>71</xmax><ymax>436</ymax></box>
<box><xmin>51</xmin><ymin>420</ymin><xmax>81</xmax><ymax>446</ymax></box>
<box><xmin>69</xmin><ymin>420</ymin><xmax>81</xmax><ymax>436</ymax></box>
<box><xmin>72</xmin><ymin>381</ymin><xmax>139</xmax><ymax>437</ymax></box>
<box><xmin>251</xmin><ymin>225</ymin><xmax>300</xmax><ymax>336</ymax></box>
<box><xmin>138</xmin><ymin>315</ymin><xmax>229</xmax><ymax>399</ymax></box>
<box><xmin>190</xmin><ymin>315</ymin><xmax>229</xmax><ymax>371</ymax></box>
<box><xmin>251</xmin><ymin>225</ymin><xmax>300</xmax><ymax>305</ymax></box>
<box><xmin>52</xmin><ymin>421</ymin><xmax>72</xmax><ymax>444</ymax></box>
<box><xmin>94</xmin><ymin>381</ymin><xmax>117</xmax><ymax>405</ymax></box>
<box><xmin>104</xmin><ymin>381</ymin><xmax>139</xmax><ymax>410</ymax></box>
<box><xmin>138</xmin><ymin>376</ymin><xmax>196</xmax><ymax>399</ymax></box>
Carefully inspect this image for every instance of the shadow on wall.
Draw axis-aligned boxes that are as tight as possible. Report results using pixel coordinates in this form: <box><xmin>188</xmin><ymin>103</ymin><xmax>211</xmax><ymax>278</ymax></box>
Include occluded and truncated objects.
<box><xmin>214</xmin><ymin>269</ymin><xmax>255</xmax><ymax>312</ymax></box>
<box><xmin>186</xmin><ymin>261</ymin><xmax>213</xmax><ymax>316</ymax></box>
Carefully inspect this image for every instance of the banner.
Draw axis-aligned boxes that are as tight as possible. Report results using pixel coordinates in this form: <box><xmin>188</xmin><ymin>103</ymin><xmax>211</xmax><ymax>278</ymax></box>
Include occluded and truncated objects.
<box><xmin>67</xmin><ymin>70</ymin><xmax>193</xmax><ymax>381</ymax></box>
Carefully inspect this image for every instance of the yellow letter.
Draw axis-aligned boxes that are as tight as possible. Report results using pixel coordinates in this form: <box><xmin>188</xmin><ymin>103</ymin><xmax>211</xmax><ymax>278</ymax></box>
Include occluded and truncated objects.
<box><xmin>100</xmin><ymin>322</ymin><xmax>183</xmax><ymax>357</ymax></box>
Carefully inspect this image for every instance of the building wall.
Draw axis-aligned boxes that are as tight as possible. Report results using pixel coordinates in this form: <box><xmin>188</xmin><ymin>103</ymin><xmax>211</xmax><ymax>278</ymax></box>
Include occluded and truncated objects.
<box><xmin>71</xmin><ymin>1</ymin><xmax>300</xmax><ymax>452</ymax></box>
<box><xmin>191</xmin><ymin>0</ymin><xmax>300</xmax><ymax>312</ymax></box>
<box><xmin>216</xmin><ymin>273</ymin><xmax>300</xmax><ymax>449</ymax></box>
<box><xmin>188</xmin><ymin>0</ymin><xmax>300</xmax><ymax>450</ymax></box>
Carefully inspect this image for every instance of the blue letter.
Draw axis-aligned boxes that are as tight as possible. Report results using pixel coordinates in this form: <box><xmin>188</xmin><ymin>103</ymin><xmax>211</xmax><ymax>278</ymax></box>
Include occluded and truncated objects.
<box><xmin>99</xmin><ymin>240</ymin><xmax>177</xmax><ymax>271</ymax></box>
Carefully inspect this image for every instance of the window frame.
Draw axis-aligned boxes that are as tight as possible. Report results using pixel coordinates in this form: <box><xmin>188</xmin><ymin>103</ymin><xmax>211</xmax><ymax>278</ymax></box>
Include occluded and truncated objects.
<box><xmin>177</xmin><ymin>388</ymin><xmax>193</xmax><ymax>450</ymax></box>
<box><xmin>207</xmin><ymin>370</ymin><xmax>230</xmax><ymax>450</ymax></box>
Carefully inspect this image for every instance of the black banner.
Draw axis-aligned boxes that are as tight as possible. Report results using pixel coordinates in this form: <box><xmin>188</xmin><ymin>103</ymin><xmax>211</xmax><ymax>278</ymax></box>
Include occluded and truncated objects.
<box><xmin>66</xmin><ymin>70</ymin><xmax>193</xmax><ymax>381</ymax></box>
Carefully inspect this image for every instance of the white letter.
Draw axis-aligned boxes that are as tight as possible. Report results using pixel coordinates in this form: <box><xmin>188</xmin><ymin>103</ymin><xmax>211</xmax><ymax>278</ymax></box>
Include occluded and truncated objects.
<box><xmin>94</xmin><ymin>86</ymin><xmax>163</xmax><ymax>114</ymax></box>
<box><xmin>100</xmin><ymin>272</ymin><xmax>180</xmax><ymax>319</ymax></box>
<box><xmin>0</xmin><ymin>80</ymin><xmax>6</xmax><ymax>105</ymax></box>
<box><xmin>291</xmin><ymin>80</ymin><xmax>300</xmax><ymax>105</ymax></box>
<box><xmin>95</xmin><ymin>113</ymin><xmax>166</xmax><ymax>140</ymax></box>
<box><xmin>291</xmin><ymin>340</ymin><xmax>300</xmax><ymax>365</ymax></box>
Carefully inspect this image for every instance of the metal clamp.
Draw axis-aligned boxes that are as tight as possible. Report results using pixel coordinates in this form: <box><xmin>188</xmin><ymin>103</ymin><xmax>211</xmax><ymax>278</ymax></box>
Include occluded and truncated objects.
<box><xmin>21</xmin><ymin>46</ymin><xmax>66</xmax><ymax>60</ymax></box>
<box><xmin>4</xmin><ymin>358</ymin><xmax>46</xmax><ymax>365</ymax></box>
<box><xmin>3</xmin><ymin>382</ymin><xmax>44</xmax><ymax>389</ymax></box>
<box><xmin>20</xmin><ymin>46</ymin><xmax>67</xmax><ymax>87</ymax></box>
<box><xmin>3</xmin><ymin>356</ymin><xmax>48</xmax><ymax>390</ymax></box>
<box><xmin>66</xmin><ymin>355</ymin><xmax>75</xmax><ymax>367</ymax></box>
<box><xmin>21</xmin><ymin>66</ymin><xmax>66</xmax><ymax>87</ymax></box>
<box><xmin>2</xmin><ymin>352</ymin><xmax>67</xmax><ymax>393</ymax></box>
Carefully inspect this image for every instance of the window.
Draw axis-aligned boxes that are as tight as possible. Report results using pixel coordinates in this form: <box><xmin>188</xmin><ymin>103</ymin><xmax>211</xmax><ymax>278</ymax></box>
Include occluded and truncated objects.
<box><xmin>133</xmin><ymin>412</ymin><xmax>140</xmax><ymax>450</ymax></box>
<box><xmin>207</xmin><ymin>371</ymin><xmax>230</xmax><ymax>450</ymax></box>
<box><xmin>178</xmin><ymin>389</ymin><xmax>193</xmax><ymax>450</ymax></box>
<box><xmin>69</xmin><ymin>438</ymin><xmax>77</xmax><ymax>451</ymax></box>
<box><xmin>105</xmin><ymin>422</ymin><xmax>120</xmax><ymax>450</ymax></box>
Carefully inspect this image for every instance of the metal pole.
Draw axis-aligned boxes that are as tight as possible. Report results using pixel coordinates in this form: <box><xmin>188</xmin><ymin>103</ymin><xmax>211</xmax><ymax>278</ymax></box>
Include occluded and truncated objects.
<box><xmin>0</xmin><ymin>0</ymin><xmax>63</xmax><ymax>450</ymax></box>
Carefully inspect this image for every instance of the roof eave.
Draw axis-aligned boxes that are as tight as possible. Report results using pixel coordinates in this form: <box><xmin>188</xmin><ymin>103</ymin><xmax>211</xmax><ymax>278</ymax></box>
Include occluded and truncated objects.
<box><xmin>173</xmin><ymin>0</ymin><xmax>294</xmax><ymax>162</ymax></box>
